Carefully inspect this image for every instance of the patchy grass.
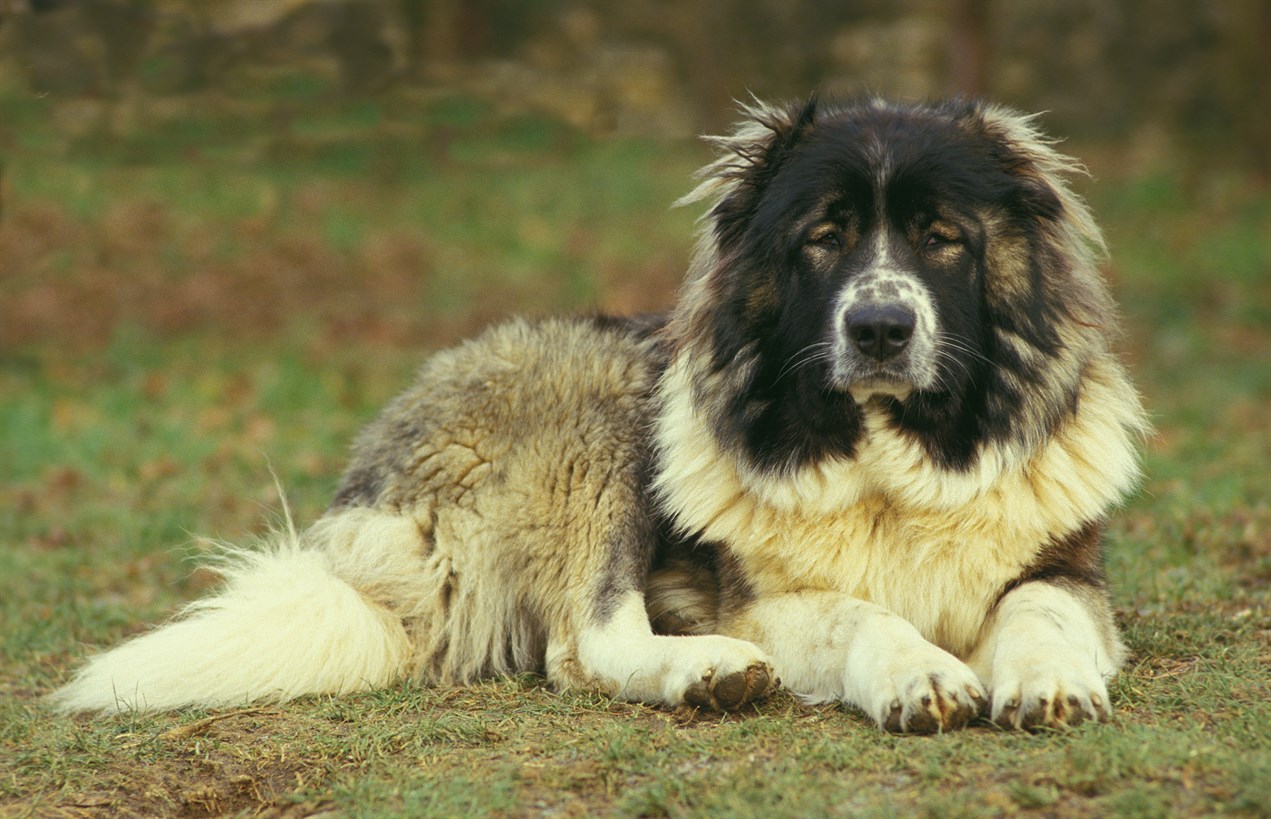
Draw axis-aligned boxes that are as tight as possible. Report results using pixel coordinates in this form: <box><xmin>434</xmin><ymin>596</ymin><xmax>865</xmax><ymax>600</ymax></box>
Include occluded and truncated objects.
<box><xmin>1</xmin><ymin>88</ymin><xmax>1268</xmax><ymax>817</ymax></box>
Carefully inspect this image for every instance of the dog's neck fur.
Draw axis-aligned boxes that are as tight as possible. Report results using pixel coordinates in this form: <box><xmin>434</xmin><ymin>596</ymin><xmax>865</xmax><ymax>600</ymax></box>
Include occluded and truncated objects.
<box><xmin>650</xmin><ymin>349</ymin><xmax>1144</xmax><ymax>656</ymax></box>
<box><xmin>653</xmin><ymin>341</ymin><xmax>1145</xmax><ymax>525</ymax></box>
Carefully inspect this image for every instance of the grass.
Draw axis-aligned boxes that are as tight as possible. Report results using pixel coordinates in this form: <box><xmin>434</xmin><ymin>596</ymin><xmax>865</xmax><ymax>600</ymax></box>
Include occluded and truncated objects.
<box><xmin>1</xmin><ymin>86</ymin><xmax>1268</xmax><ymax>817</ymax></box>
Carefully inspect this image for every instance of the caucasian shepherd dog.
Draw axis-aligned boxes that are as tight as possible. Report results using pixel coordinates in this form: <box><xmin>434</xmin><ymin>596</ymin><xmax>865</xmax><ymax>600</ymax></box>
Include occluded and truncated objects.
<box><xmin>55</xmin><ymin>97</ymin><xmax>1147</xmax><ymax>732</ymax></box>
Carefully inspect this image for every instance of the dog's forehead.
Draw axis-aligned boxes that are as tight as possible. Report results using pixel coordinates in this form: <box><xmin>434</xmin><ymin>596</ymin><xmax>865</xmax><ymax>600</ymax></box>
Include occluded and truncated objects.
<box><xmin>789</xmin><ymin>108</ymin><xmax>1011</xmax><ymax>207</ymax></box>
<box><xmin>801</xmin><ymin>108</ymin><xmax>963</xmax><ymax>163</ymax></box>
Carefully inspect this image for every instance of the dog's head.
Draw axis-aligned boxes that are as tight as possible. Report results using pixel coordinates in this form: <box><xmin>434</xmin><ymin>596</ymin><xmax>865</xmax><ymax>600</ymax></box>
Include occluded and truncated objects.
<box><xmin>671</xmin><ymin>96</ymin><xmax>1116</xmax><ymax>472</ymax></box>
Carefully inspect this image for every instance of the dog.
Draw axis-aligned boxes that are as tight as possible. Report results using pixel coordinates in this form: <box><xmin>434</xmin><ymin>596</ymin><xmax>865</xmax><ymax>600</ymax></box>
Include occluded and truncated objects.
<box><xmin>54</xmin><ymin>96</ymin><xmax>1147</xmax><ymax>732</ymax></box>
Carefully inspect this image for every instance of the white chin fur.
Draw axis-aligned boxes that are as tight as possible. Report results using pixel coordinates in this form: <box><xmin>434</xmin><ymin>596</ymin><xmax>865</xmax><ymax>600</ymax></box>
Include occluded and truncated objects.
<box><xmin>848</xmin><ymin>380</ymin><xmax>912</xmax><ymax>402</ymax></box>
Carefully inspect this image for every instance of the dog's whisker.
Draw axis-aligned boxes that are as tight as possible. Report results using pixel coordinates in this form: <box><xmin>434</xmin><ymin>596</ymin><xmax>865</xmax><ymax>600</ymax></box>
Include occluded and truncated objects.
<box><xmin>773</xmin><ymin>341</ymin><xmax>834</xmax><ymax>384</ymax></box>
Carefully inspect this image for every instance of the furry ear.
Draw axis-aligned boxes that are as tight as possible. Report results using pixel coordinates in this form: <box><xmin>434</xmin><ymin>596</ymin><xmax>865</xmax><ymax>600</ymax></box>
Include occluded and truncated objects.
<box><xmin>676</xmin><ymin>95</ymin><xmax>820</xmax><ymax>246</ymax></box>
<box><xmin>970</xmin><ymin>103</ymin><xmax>1106</xmax><ymax>259</ymax></box>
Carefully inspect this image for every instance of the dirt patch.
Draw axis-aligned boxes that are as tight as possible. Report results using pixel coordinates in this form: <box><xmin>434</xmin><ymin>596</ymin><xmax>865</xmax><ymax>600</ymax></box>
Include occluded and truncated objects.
<box><xmin>21</xmin><ymin>711</ymin><xmax>330</xmax><ymax>819</ymax></box>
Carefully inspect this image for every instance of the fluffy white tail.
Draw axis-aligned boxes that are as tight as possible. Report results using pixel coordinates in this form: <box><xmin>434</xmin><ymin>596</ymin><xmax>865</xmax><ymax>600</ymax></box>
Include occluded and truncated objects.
<box><xmin>52</xmin><ymin>530</ymin><xmax>412</xmax><ymax>714</ymax></box>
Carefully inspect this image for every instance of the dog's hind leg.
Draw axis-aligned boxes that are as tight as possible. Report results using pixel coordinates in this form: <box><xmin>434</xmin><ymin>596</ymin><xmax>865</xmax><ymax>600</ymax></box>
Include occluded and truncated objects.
<box><xmin>553</xmin><ymin>588</ymin><xmax>776</xmax><ymax>710</ymax></box>
<box><xmin>539</xmin><ymin>502</ymin><xmax>775</xmax><ymax>710</ymax></box>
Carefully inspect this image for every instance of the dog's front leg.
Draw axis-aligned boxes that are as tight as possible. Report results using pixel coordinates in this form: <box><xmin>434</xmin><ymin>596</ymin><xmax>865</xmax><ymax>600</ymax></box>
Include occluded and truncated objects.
<box><xmin>730</xmin><ymin>592</ymin><xmax>986</xmax><ymax>733</ymax></box>
<box><xmin>968</xmin><ymin>580</ymin><xmax>1124</xmax><ymax>730</ymax></box>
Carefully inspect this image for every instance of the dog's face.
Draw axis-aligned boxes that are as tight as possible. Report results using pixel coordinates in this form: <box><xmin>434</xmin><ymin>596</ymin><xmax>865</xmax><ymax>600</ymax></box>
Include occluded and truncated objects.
<box><xmin>753</xmin><ymin>117</ymin><xmax>1013</xmax><ymax>403</ymax></box>
<box><xmin>677</xmin><ymin>98</ymin><xmax>1111</xmax><ymax>474</ymax></box>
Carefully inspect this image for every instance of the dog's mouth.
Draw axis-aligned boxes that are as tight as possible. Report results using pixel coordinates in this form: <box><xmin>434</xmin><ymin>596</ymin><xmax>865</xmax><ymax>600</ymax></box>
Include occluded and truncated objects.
<box><xmin>827</xmin><ymin>353</ymin><xmax>921</xmax><ymax>401</ymax></box>
<box><xmin>845</xmin><ymin>374</ymin><xmax>913</xmax><ymax>402</ymax></box>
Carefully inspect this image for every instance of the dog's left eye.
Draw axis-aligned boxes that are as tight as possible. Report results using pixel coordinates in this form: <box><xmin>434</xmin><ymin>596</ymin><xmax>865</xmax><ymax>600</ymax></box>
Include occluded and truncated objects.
<box><xmin>807</xmin><ymin>229</ymin><xmax>842</xmax><ymax>250</ymax></box>
<box><xmin>924</xmin><ymin>232</ymin><xmax>960</xmax><ymax>249</ymax></box>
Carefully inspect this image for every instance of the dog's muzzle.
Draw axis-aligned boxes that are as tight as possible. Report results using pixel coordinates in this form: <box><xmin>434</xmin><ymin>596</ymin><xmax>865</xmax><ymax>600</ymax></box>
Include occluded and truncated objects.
<box><xmin>828</xmin><ymin>269</ymin><xmax>939</xmax><ymax>399</ymax></box>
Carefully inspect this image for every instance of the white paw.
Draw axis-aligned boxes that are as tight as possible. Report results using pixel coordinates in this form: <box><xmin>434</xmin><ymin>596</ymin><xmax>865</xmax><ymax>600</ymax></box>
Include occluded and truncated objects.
<box><xmin>852</xmin><ymin>641</ymin><xmax>987</xmax><ymax>733</ymax></box>
<box><xmin>574</xmin><ymin>593</ymin><xmax>777</xmax><ymax>711</ymax></box>
<box><xmin>990</xmin><ymin>645</ymin><xmax>1111</xmax><ymax>730</ymax></box>
<box><xmin>662</xmin><ymin>636</ymin><xmax>777</xmax><ymax>710</ymax></box>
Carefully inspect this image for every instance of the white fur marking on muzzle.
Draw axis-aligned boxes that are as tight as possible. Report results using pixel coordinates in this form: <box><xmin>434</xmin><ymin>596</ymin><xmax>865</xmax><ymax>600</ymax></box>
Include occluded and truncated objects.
<box><xmin>829</xmin><ymin>236</ymin><xmax>940</xmax><ymax>396</ymax></box>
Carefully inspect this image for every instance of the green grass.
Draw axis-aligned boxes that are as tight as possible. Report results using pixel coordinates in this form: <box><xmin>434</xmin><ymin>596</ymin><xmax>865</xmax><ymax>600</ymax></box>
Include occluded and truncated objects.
<box><xmin>1</xmin><ymin>89</ymin><xmax>1268</xmax><ymax>817</ymax></box>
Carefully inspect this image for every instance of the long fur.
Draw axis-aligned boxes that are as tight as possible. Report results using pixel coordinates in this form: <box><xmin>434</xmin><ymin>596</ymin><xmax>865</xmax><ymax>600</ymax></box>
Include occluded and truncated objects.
<box><xmin>55</xmin><ymin>97</ymin><xmax>1146</xmax><ymax>732</ymax></box>
<box><xmin>52</xmin><ymin>527</ymin><xmax>413</xmax><ymax>712</ymax></box>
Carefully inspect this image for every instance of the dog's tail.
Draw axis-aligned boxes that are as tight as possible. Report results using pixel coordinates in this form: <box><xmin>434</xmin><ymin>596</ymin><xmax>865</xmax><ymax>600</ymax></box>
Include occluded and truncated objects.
<box><xmin>51</xmin><ymin>519</ymin><xmax>415</xmax><ymax>714</ymax></box>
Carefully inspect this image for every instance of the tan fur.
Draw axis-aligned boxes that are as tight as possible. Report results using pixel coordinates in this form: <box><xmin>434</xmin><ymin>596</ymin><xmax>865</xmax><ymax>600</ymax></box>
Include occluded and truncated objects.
<box><xmin>53</xmin><ymin>529</ymin><xmax>415</xmax><ymax>712</ymax></box>
<box><xmin>56</xmin><ymin>98</ymin><xmax>1144</xmax><ymax>733</ymax></box>
<box><xmin>653</xmin><ymin>352</ymin><xmax>1143</xmax><ymax>660</ymax></box>
<box><xmin>335</xmin><ymin>318</ymin><xmax>666</xmax><ymax>688</ymax></box>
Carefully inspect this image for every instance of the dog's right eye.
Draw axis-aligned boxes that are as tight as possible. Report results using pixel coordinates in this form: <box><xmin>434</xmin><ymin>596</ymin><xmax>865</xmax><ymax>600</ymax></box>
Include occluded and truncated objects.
<box><xmin>807</xmin><ymin>228</ymin><xmax>842</xmax><ymax>250</ymax></box>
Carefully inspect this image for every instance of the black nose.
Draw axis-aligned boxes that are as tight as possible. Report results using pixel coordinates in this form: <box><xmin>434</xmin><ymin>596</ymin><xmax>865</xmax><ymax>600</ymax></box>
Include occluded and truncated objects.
<box><xmin>845</xmin><ymin>304</ymin><xmax>916</xmax><ymax>362</ymax></box>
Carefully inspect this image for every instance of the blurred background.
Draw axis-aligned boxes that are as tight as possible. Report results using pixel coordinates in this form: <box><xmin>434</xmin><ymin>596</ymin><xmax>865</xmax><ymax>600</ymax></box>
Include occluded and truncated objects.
<box><xmin>0</xmin><ymin>0</ymin><xmax>1266</xmax><ymax>572</ymax></box>
<box><xmin>0</xmin><ymin>0</ymin><xmax>1266</xmax><ymax>347</ymax></box>
<box><xmin>1</xmin><ymin>6</ymin><xmax>1268</xmax><ymax>812</ymax></box>
<box><xmin>1</xmin><ymin>0</ymin><xmax>1267</xmax><ymax>348</ymax></box>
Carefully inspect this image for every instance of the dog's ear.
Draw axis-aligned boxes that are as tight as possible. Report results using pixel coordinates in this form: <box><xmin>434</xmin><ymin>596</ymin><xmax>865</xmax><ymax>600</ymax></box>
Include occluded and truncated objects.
<box><xmin>966</xmin><ymin>102</ymin><xmax>1105</xmax><ymax>258</ymax></box>
<box><xmin>966</xmin><ymin>101</ymin><xmax>1118</xmax><ymax>380</ymax></box>
<box><xmin>677</xmin><ymin>95</ymin><xmax>820</xmax><ymax>248</ymax></box>
<box><xmin>715</xmin><ymin>94</ymin><xmax>819</xmax><ymax>194</ymax></box>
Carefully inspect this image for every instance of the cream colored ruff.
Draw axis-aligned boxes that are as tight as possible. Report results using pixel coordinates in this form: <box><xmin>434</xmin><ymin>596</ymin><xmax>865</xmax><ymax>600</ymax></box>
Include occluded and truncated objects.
<box><xmin>652</xmin><ymin>352</ymin><xmax>1144</xmax><ymax>661</ymax></box>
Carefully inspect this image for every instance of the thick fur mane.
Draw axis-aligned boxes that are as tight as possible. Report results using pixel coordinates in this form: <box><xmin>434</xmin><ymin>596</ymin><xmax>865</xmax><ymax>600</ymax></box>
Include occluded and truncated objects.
<box><xmin>655</xmin><ymin>96</ymin><xmax>1147</xmax><ymax>525</ymax></box>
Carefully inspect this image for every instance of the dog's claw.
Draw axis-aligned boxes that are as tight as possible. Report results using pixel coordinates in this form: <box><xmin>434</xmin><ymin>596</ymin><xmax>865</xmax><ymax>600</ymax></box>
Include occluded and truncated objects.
<box><xmin>876</xmin><ymin>671</ymin><xmax>985</xmax><ymax>734</ymax></box>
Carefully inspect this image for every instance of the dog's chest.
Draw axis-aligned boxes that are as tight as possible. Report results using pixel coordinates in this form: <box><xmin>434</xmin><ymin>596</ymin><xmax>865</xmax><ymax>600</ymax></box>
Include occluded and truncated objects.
<box><xmin>655</xmin><ymin>362</ymin><xmax>1140</xmax><ymax>656</ymax></box>
<box><xmin>723</xmin><ymin>487</ymin><xmax>1040</xmax><ymax>656</ymax></box>
<box><xmin>702</xmin><ymin>416</ymin><xmax>1067</xmax><ymax>657</ymax></box>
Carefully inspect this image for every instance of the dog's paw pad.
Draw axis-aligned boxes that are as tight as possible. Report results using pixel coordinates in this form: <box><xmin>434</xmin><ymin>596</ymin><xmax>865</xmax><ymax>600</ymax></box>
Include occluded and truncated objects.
<box><xmin>683</xmin><ymin>662</ymin><xmax>776</xmax><ymax>711</ymax></box>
